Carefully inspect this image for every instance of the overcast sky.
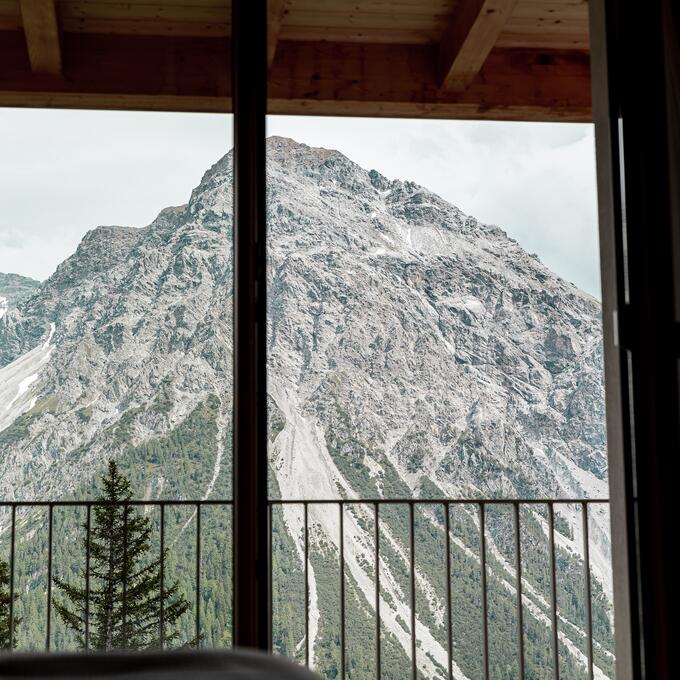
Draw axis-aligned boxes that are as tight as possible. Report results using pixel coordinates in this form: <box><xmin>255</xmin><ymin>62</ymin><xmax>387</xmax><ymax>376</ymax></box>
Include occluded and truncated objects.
<box><xmin>0</xmin><ymin>109</ymin><xmax>601</xmax><ymax>297</ymax></box>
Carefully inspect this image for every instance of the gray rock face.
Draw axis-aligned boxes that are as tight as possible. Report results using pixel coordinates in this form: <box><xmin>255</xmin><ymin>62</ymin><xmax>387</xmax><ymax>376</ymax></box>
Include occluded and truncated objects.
<box><xmin>263</xmin><ymin>138</ymin><xmax>606</xmax><ymax>502</ymax></box>
<box><xmin>0</xmin><ymin>198</ymin><xmax>233</xmax><ymax>501</ymax></box>
<box><xmin>0</xmin><ymin>131</ymin><xmax>607</xmax><ymax>517</ymax></box>
<box><xmin>0</xmin><ymin>272</ymin><xmax>40</xmax><ymax>308</ymax></box>
<box><xmin>0</xmin><ymin>272</ymin><xmax>41</xmax><ymax>364</ymax></box>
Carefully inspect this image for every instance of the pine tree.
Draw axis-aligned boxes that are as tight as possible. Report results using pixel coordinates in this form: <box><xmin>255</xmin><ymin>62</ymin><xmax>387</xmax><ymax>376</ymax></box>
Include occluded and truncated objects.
<box><xmin>54</xmin><ymin>461</ymin><xmax>192</xmax><ymax>650</ymax></box>
<box><xmin>0</xmin><ymin>557</ymin><xmax>20</xmax><ymax>649</ymax></box>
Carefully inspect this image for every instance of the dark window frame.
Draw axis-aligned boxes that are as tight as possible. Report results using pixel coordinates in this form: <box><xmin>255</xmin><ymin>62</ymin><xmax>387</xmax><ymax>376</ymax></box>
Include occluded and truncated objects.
<box><xmin>586</xmin><ymin>2</ymin><xmax>677</xmax><ymax>679</ymax></box>
<box><xmin>232</xmin><ymin>0</ymin><xmax>269</xmax><ymax>651</ymax></box>
<box><xmin>231</xmin><ymin>2</ymin><xmax>679</xmax><ymax>674</ymax></box>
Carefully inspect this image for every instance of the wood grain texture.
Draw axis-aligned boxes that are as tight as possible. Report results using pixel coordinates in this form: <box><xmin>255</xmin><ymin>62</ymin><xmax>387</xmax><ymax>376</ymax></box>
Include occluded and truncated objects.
<box><xmin>19</xmin><ymin>0</ymin><xmax>62</xmax><ymax>74</ymax></box>
<box><xmin>438</xmin><ymin>0</ymin><xmax>519</xmax><ymax>91</ymax></box>
<box><xmin>0</xmin><ymin>31</ymin><xmax>590</xmax><ymax>121</ymax></box>
<box><xmin>0</xmin><ymin>0</ymin><xmax>589</xmax><ymax>49</ymax></box>
<box><xmin>270</xmin><ymin>40</ymin><xmax>590</xmax><ymax>120</ymax></box>
<box><xmin>268</xmin><ymin>0</ymin><xmax>288</xmax><ymax>67</ymax></box>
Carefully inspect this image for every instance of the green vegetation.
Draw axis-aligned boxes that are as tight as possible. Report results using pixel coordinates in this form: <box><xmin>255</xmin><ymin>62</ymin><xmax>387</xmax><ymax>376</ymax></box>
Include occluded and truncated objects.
<box><xmin>53</xmin><ymin>461</ymin><xmax>192</xmax><ymax>650</ymax></box>
<box><xmin>0</xmin><ymin>557</ymin><xmax>20</xmax><ymax>649</ymax></box>
<box><xmin>1</xmin><ymin>391</ymin><xmax>614</xmax><ymax>678</ymax></box>
<box><xmin>7</xmin><ymin>394</ymin><xmax>232</xmax><ymax>650</ymax></box>
<box><xmin>313</xmin><ymin>397</ymin><xmax>616</xmax><ymax>679</ymax></box>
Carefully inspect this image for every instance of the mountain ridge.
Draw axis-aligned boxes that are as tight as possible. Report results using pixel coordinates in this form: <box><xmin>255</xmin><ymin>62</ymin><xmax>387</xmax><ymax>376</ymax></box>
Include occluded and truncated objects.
<box><xmin>0</xmin><ymin>135</ymin><xmax>607</xmax><ymax>507</ymax></box>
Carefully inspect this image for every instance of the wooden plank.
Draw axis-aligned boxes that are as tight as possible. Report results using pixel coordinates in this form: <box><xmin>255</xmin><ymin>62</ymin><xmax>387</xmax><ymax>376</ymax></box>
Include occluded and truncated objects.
<box><xmin>270</xmin><ymin>40</ymin><xmax>591</xmax><ymax>120</ymax></box>
<box><xmin>0</xmin><ymin>31</ymin><xmax>590</xmax><ymax>121</ymax></box>
<box><xmin>438</xmin><ymin>0</ymin><xmax>519</xmax><ymax>91</ymax></box>
<box><xmin>56</xmin><ymin>0</ymin><xmax>230</xmax><ymax>38</ymax></box>
<box><xmin>280</xmin><ymin>6</ymin><xmax>447</xmax><ymax>45</ymax></box>
<box><xmin>0</xmin><ymin>16</ymin><xmax>22</xmax><ymax>31</ymax></box>
<box><xmin>57</xmin><ymin>1</ymin><xmax>230</xmax><ymax>36</ymax></box>
<box><xmin>19</xmin><ymin>0</ymin><xmax>62</xmax><ymax>74</ymax></box>
<box><xmin>289</xmin><ymin>0</ymin><xmax>453</xmax><ymax>12</ymax></box>
<box><xmin>5</xmin><ymin>0</ymin><xmax>588</xmax><ymax>48</ymax></box>
<box><xmin>267</xmin><ymin>0</ymin><xmax>288</xmax><ymax>67</ymax></box>
<box><xmin>0</xmin><ymin>0</ymin><xmax>21</xmax><ymax>31</ymax></box>
<box><xmin>277</xmin><ymin>7</ymin><xmax>448</xmax><ymax>28</ymax></box>
<box><xmin>54</xmin><ymin>18</ymin><xmax>229</xmax><ymax>37</ymax></box>
<box><xmin>280</xmin><ymin>25</ymin><xmax>442</xmax><ymax>44</ymax></box>
<box><xmin>498</xmin><ymin>0</ymin><xmax>588</xmax><ymax>47</ymax></box>
<box><xmin>496</xmin><ymin>29</ymin><xmax>588</xmax><ymax>49</ymax></box>
<box><xmin>0</xmin><ymin>31</ymin><xmax>230</xmax><ymax>95</ymax></box>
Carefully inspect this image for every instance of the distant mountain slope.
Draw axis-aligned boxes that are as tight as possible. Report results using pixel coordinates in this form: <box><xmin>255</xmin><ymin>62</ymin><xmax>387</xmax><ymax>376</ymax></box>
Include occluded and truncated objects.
<box><xmin>0</xmin><ymin>137</ymin><xmax>612</xmax><ymax>677</ymax></box>
<box><xmin>0</xmin><ymin>271</ymin><xmax>40</xmax><ymax>324</ymax></box>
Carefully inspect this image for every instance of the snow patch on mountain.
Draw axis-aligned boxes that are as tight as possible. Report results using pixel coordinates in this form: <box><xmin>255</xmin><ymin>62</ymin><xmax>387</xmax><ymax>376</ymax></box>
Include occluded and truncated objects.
<box><xmin>0</xmin><ymin>322</ymin><xmax>55</xmax><ymax>432</ymax></box>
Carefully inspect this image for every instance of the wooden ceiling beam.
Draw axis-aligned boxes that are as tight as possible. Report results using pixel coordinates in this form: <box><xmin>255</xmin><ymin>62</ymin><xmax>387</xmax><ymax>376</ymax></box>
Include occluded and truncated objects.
<box><xmin>268</xmin><ymin>0</ymin><xmax>289</xmax><ymax>68</ymax></box>
<box><xmin>438</xmin><ymin>0</ymin><xmax>519</xmax><ymax>92</ymax></box>
<box><xmin>19</xmin><ymin>0</ymin><xmax>62</xmax><ymax>75</ymax></box>
<box><xmin>271</xmin><ymin>40</ymin><xmax>591</xmax><ymax>121</ymax></box>
<box><xmin>0</xmin><ymin>32</ymin><xmax>590</xmax><ymax>122</ymax></box>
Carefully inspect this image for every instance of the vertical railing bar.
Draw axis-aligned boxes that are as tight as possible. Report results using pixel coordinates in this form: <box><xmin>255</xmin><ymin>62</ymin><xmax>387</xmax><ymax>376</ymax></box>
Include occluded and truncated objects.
<box><xmin>479</xmin><ymin>502</ymin><xmax>489</xmax><ymax>680</ymax></box>
<box><xmin>339</xmin><ymin>502</ymin><xmax>346</xmax><ymax>680</ymax></box>
<box><xmin>46</xmin><ymin>503</ymin><xmax>53</xmax><ymax>651</ymax></box>
<box><xmin>374</xmin><ymin>502</ymin><xmax>381</xmax><ymax>680</ymax></box>
<box><xmin>8</xmin><ymin>505</ymin><xmax>16</xmax><ymax>652</ymax></box>
<box><xmin>85</xmin><ymin>503</ymin><xmax>91</xmax><ymax>651</ymax></box>
<box><xmin>513</xmin><ymin>503</ymin><xmax>525</xmax><ymax>680</ymax></box>
<box><xmin>196</xmin><ymin>503</ymin><xmax>201</xmax><ymax>647</ymax></box>
<box><xmin>159</xmin><ymin>504</ymin><xmax>165</xmax><ymax>649</ymax></box>
<box><xmin>444</xmin><ymin>502</ymin><xmax>453</xmax><ymax>680</ymax></box>
<box><xmin>268</xmin><ymin>503</ymin><xmax>273</xmax><ymax>652</ymax></box>
<box><xmin>122</xmin><ymin>501</ymin><xmax>128</xmax><ymax>647</ymax></box>
<box><xmin>582</xmin><ymin>503</ymin><xmax>594</xmax><ymax>680</ymax></box>
<box><xmin>409</xmin><ymin>503</ymin><xmax>417</xmax><ymax>680</ymax></box>
<box><xmin>230</xmin><ymin>500</ymin><xmax>235</xmax><ymax>649</ymax></box>
<box><xmin>548</xmin><ymin>503</ymin><xmax>560</xmax><ymax>680</ymax></box>
<box><xmin>304</xmin><ymin>502</ymin><xmax>309</xmax><ymax>668</ymax></box>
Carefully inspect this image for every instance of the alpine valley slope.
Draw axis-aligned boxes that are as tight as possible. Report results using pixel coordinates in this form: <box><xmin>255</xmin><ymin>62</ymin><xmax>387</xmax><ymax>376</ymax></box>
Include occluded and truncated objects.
<box><xmin>0</xmin><ymin>137</ymin><xmax>613</xmax><ymax>677</ymax></box>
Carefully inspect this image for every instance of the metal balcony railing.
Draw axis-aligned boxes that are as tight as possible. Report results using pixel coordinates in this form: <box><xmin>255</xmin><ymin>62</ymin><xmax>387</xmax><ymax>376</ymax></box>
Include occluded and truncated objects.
<box><xmin>0</xmin><ymin>497</ymin><xmax>610</xmax><ymax>680</ymax></box>
<box><xmin>0</xmin><ymin>499</ymin><xmax>233</xmax><ymax>652</ymax></box>
<box><xmin>271</xmin><ymin>498</ymin><xmax>610</xmax><ymax>680</ymax></box>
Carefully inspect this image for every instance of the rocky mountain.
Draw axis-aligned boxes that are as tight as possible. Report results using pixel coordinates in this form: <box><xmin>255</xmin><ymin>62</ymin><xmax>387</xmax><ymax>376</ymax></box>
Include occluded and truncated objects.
<box><xmin>0</xmin><ymin>137</ymin><xmax>612</xmax><ymax>677</ymax></box>
<box><xmin>0</xmin><ymin>272</ymin><xmax>40</xmax><ymax>321</ymax></box>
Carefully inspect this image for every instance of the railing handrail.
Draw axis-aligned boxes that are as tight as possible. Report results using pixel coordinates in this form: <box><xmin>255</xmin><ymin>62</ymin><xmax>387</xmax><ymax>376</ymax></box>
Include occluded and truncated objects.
<box><xmin>0</xmin><ymin>497</ymin><xmax>609</xmax><ymax>506</ymax></box>
<box><xmin>0</xmin><ymin>499</ymin><xmax>233</xmax><ymax>507</ymax></box>
<box><xmin>268</xmin><ymin>497</ymin><xmax>609</xmax><ymax>505</ymax></box>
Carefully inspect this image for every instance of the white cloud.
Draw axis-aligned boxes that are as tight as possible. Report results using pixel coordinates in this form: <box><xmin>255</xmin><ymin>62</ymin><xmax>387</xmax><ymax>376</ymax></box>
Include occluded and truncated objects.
<box><xmin>0</xmin><ymin>109</ymin><xmax>232</xmax><ymax>281</ymax></box>
<box><xmin>0</xmin><ymin>110</ymin><xmax>600</xmax><ymax>297</ymax></box>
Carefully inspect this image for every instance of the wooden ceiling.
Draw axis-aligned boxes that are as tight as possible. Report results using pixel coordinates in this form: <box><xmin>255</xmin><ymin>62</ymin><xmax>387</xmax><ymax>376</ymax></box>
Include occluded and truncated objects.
<box><xmin>0</xmin><ymin>0</ymin><xmax>591</xmax><ymax>121</ymax></box>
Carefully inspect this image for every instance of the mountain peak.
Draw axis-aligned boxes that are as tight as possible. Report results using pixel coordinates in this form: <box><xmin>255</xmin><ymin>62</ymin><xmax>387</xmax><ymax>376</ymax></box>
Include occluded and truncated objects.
<box><xmin>267</xmin><ymin>135</ymin><xmax>350</xmax><ymax>162</ymax></box>
<box><xmin>0</xmin><ymin>271</ymin><xmax>41</xmax><ymax>316</ymax></box>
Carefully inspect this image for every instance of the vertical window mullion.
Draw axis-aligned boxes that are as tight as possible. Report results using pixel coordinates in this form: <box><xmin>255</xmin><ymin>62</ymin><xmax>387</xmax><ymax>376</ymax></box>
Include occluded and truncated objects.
<box><xmin>232</xmin><ymin>0</ymin><xmax>269</xmax><ymax>651</ymax></box>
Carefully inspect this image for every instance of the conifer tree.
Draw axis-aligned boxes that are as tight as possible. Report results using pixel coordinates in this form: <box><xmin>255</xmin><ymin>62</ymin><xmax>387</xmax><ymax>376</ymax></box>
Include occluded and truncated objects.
<box><xmin>0</xmin><ymin>557</ymin><xmax>20</xmax><ymax>649</ymax></box>
<box><xmin>54</xmin><ymin>461</ymin><xmax>192</xmax><ymax>650</ymax></box>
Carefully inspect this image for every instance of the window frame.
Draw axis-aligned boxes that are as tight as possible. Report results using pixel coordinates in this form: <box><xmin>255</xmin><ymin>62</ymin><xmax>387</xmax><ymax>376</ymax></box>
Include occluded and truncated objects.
<box><xmin>229</xmin><ymin>1</ymin><xmax>680</xmax><ymax>668</ymax></box>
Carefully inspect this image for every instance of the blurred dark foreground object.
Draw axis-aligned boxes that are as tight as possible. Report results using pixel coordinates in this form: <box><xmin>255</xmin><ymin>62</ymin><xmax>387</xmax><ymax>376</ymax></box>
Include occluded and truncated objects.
<box><xmin>0</xmin><ymin>649</ymin><xmax>320</xmax><ymax>680</ymax></box>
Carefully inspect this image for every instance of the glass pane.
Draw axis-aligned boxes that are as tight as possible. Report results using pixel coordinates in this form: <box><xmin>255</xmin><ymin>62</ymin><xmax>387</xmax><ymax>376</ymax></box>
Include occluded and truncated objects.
<box><xmin>266</xmin><ymin>116</ymin><xmax>613</xmax><ymax>678</ymax></box>
<box><xmin>0</xmin><ymin>108</ymin><xmax>234</xmax><ymax>651</ymax></box>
